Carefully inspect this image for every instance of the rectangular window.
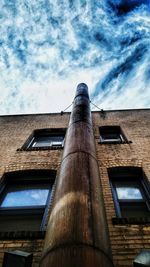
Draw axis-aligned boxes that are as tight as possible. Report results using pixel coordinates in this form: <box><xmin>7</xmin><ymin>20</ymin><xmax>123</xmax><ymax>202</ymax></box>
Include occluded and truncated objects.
<box><xmin>108</xmin><ymin>167</ymin><xmax>150</xmax><ymax>223</ymax></box>
<box><xmin>21</xmin><ymin>128</ymin><xmax>66</xmax><ymax>150</ymax></box>
<box><xmin>30</xmin><ymin>135</ymin><xmax>64</xmax><ymax>148</ymax></box>
<box><xmin>99</xmin><ymin>126</ymin><xmax>128</xmax><ymax>144</ymax></box>
<box><xmin>0</xmin><ymin>170</ymin><xmax>55</xmax><ymax>233</ymax></box>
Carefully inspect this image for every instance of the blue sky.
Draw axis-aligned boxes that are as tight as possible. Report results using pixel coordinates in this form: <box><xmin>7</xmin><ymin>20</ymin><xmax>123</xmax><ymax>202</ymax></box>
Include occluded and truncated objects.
<box><xmin>1</xmin><ymin>189</ymin><xmax>49</xmax><ymax>207</ymax></box>
<box><xmin>0</xmin><ymin>0</ymin><xmax>150</xmax><ymax>115</ymax></box>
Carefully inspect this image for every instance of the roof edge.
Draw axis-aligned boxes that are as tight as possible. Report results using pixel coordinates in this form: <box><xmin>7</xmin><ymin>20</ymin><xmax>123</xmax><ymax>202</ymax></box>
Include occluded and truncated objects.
<box><xmin>0</xmin><ymin>108</ymin><xmax>150</xmax><ymax>118</ymax></box>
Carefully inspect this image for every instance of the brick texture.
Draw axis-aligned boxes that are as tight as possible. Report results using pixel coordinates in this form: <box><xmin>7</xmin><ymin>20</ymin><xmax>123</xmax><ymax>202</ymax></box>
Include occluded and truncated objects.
<box><xmin>0</xmin><ymin>113</ymin><xmax>69</xmax><ymax>267</ymax></box>
<box><xmin>93</xmin><ymin>110</ymin><xmax>150</xmax><ymax>267</ymax></box>
<box><xmin>0</xmin><ymin>110</ymin><xmax>150</xmax><ymax>267</ymax></box>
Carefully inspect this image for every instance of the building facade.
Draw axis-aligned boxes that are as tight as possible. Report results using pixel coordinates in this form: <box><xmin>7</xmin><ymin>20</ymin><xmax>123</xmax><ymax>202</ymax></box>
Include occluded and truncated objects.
<box><xmin>0</xmin><ymin>107</ymin><xmax>150</xmax><ymax>266</ymax></box>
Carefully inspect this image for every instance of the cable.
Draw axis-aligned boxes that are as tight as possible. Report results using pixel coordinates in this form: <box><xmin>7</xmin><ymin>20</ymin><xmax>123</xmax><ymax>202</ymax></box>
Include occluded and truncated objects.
<box><xmin>61</xmin><ymin>100</ymin><xmax>103</xmax><ymax>115</ymax></box>
<box><xmin>61</xmin><ymin>102</ymin><xmax>73</xmax><ymax>115</ymax></box>
<box><xmin>90</xmin><ymin>100</ymin><xmax>103</xmax><ymax>111</ymax></box>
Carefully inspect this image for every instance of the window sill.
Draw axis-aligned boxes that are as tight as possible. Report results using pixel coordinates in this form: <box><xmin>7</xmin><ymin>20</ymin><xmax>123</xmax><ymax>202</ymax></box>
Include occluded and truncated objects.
<box><xmin>98</xmin><ymin>141</ymin><xmax>132</xmax><ymax>145</ymax></box>
<box><xmin>112</xmin><ymin>217</ymin><xmax>150</xmax><ymax>225</ymax></box>
<box><xmin>17</xmin><ymin>146</ymin><xmax>64</xmax><ymax>151</ymax></box>
<box><xmin>0</xmin><ymin>230</ymin><xmax>46</xmax><ymax>240</ymax></box>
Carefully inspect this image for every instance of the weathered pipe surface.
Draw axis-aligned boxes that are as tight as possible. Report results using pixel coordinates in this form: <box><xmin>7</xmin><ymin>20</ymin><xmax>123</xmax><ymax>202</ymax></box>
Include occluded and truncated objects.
<box><xmin>40</xmin><ymin>83</ymin><xmax>114</xmax><ymax>267</ymax></box>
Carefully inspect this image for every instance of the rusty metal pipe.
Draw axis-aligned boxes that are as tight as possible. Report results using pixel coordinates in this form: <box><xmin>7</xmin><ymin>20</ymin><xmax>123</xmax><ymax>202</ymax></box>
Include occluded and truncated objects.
<box><xmin>40</xmin><ymin>83</ymin><xmax>114</xmax><ymax>267</ymax></box>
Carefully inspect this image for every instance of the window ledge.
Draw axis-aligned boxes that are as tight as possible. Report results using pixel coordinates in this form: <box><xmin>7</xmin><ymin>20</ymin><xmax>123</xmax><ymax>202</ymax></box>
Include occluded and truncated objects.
<box><xmin>98</xmin><ymin>141</ymin><xmax>132</xmax><ymax>145</ymax></box>
<box><xmin>112</xmin><ymin>217</ymin><xmax>150</xmax><ymax>225</ymax></box>
<box><xmin>17</xmin><ymin>146</ymin><xmax>64</xmax><ymax>151</ymax></box>
<box><xmin>0</xmin><ymin>230</ymin><xmax>46</xmax><ymax>240</ymax></box>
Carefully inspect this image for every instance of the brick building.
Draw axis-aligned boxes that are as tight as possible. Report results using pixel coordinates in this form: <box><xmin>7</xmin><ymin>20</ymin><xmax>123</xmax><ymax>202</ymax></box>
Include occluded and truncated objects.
<box><xmin>0</xmin><ymin>91</ymin><xmax>150</xmax><ymax>266</ymax></box>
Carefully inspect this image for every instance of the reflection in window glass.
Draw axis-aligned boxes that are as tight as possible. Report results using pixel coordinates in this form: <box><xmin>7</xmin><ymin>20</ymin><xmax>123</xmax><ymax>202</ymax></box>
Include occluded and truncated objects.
<box><xmin>116</xmin><ymin>187</ymin><xmax>143</xmax><ymax>200</ymax></box>
<box><xmin>99</xmin><ymin>126</ymin><xmax>126</xmax><ymax>143</ymax></box>
<box><xmin>1</xmin><ymin>189</ymin><xmax>49</xmax><ymax>207</ymax></box>
<box><xmin>32</xmin><ymin>136</ymin><xmax>64</xmax><ymax>148</ymax></box>
<box><xmin>102</xmin><ymin>133</ymin><xmax>121</xmax><ymax>142</ymax></box>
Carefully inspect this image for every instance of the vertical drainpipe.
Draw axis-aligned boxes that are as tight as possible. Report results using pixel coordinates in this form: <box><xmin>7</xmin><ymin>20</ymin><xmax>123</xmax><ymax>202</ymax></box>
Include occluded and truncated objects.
<box><xmin>40</xmin><ymin>83</ymin><xmax>114</xmax><ymax>267</ymax></box>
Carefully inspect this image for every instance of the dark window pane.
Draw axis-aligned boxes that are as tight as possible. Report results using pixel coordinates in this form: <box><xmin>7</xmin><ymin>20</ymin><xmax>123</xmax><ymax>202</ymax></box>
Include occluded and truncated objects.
<box><xmin>120</xmin><ymin>203</ymin><xmax>150</xmax><ymax>218</ymax></box>
<box><xmin>1</xmin><ymin>189</ymin><xmax>49</xmax><ymax>207</ymax></box>
<box><xmin>99</xmin><ymin>126</ymin><xmax>125</xmax><ymax>143</ymax></box>
<box><xmin>103</xmin><ymin>133</ymin><xmax>120</xmax><ymax>139</ymax></box>
<box><xmin>3</xmin><ymin>254</ymin><xmax>26</xmax><ymax>267</ymax></box>
<box><xmin>0</xmin><ymin>213</ymin><xmax>43</xmax><ymax>231</ymax></box>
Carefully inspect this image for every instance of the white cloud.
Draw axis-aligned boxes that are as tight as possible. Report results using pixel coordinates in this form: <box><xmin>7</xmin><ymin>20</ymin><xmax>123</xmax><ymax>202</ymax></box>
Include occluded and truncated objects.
<box><xmin>0</xmin><ymin>0</ymin><xmax>150</xmax><ymax>115</ymax></box>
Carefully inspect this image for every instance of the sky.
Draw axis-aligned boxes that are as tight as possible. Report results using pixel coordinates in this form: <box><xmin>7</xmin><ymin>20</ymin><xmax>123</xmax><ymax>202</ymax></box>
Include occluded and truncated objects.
<box><xmin>0</xmin><ymin>0</ymin><xmax>150</xmax><ymax>115</ymax></box>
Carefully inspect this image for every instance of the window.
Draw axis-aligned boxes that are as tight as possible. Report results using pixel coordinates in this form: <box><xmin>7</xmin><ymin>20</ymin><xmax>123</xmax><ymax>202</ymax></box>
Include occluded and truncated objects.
<box><xmin>29</xmin><ymin>135</ymin><xmax>64</xmax><ymax>148</ymax></box>
<box><xmin>133</xmin><ymin>249</ymin><xmax>150</xmax><ymax>267</ymax></box>
<box><xmin>108</xmin><ymin>167</ymin><xmax>150</xmax><ymax>223</ymax></box>
<box><xmin>99</xmin><ymin>126</ymin><xmax>128</xmax><ymax>144</ymax></box>
<box><xmin>21</xmin><ymin>128</ymin><xmax>66</xmax><ymax>150</ymax></box>
<box><xmin>0</xmin><ymin>170</ymin><xmax>55</xmax><ymax>233</ymax></box>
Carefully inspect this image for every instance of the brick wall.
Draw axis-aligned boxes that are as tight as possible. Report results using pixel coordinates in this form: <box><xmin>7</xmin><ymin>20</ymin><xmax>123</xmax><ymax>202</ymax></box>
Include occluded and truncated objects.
<box><xmin>0</xmin><ymin>110</ymin><xmax>149</xmax><ymax>267</ymax></box>
<box><xmin>93</xmin><ymin>110</ymin><xmax>150</xmax><ymax>267</ymax></box>
<box><xmin>0</xmin><ymin>113</ymin><xmax>69</xmax><ymax>267</ymax></box>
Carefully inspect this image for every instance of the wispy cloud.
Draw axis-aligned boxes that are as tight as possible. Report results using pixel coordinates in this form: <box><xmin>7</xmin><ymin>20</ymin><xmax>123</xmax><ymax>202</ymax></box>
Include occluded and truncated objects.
<box><xmin>1</xmin><ymin>189</ymin><xmax>49</xmax><ymax>207</ymax></box>
<box><xmin>116</xmin><ymin>187</ymin><xmax>142</xmax><ymax>200</ymax></box>
<box><xmin>0</xmin><ymin>0</ymin><xmax>150</xmax><ymax>114</ymax></box>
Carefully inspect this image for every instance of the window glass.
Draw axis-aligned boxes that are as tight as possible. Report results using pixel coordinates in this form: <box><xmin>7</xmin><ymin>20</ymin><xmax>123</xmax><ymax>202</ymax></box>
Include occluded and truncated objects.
<box><xmin>108</xmin><ymin>167</ymin><xmax>150</xmax><ymax>220</ymax></box>
<box><xmin>0</xmin><ymin>170</ymin><xmax>56</xmax><ymax>233</ymax></box>
<box><xmin>1</xmin><ymin>188</ymin><xmax>49</xmax><ymax>207</ymax></box>
<box><xmin>22</xmin><ymin>129</ymin><xmax>66</xmax><ymax>150</ymax></box>
<box><xmin>32</xmin><ymin>136</ymin><xmax>64</xmax><ymax>148</ymax></box>
<box><xmin>116</xmin><ymin>187</ymin><xmax>143</xmax><ymax>200</ymax></box>
<box><xmin>120</xmin><ymin>203</ymin><xmax>150</xmax><ymax>218</ymax></box>
<box><xmin>99</xmin><ymin>126</ymin><xmax>126</xmax><ymax>143</ymax></box>
<box><xmin>102</xmin><ymin>133</ymin><xmax>121</xmax><ymax>142</ymax></box>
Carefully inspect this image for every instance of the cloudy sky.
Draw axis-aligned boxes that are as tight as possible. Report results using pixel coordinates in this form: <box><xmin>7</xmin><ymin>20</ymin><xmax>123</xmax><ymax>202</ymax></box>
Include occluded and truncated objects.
<box><xmin>0</xmin><ymin>0</ymin><xmax>150</xmax><ymax>115</ymax></box>
<box><xmin>1</xmin><ymin>188</ymin><xmax>49</xmax><ymax>207</ymax></box>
